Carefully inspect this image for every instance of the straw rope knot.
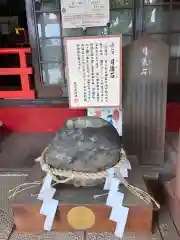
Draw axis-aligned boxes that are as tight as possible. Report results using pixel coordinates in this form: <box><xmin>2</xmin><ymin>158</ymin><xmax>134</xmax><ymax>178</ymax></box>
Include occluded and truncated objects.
<box><xmin>37</xmin><ymin>149</ymin><xmax>160</xmax><ymax>209</ymax></box>
<box><xmin>9</xmin><ymin>148</ymin><xmax>160</xmax><ymax>210</ymax></box>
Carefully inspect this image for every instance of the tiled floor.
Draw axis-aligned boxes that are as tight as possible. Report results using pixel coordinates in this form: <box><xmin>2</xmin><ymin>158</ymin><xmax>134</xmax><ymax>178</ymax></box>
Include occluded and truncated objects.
<box><xmin>0</xmin><ymin>133</ymin><xmax>54</xmax><ymax>169</ymax></box>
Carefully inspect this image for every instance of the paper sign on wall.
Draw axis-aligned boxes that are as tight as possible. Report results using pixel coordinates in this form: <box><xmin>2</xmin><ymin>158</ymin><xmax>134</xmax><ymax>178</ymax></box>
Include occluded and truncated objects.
<box><xmin>88</xmin><ymin>107</ymin><xmax>122</xmax><ymax>136</ymax></box>
<box><xmin>65</xmin><ymin>36</ymin><xmax>122</xmax><ymax>108</ymax></box>
<box><xmin>61</xmin><ymin>0</ymin><xmax>109</xmax><ymax>29</ymax></box>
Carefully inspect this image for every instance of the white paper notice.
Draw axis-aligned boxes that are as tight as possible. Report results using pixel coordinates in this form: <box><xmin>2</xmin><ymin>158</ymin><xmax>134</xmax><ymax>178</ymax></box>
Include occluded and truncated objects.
<box><xmin>61</xmin><ymin>0</ymin><xmax>109</xmax><ymax>29</ymax></box>
<box><xmin>66</xmin><ymin>36</ymin><xmax>122</xmax><ymax>108</ymax></box>
<box><xmin>88</xmin><ymin>107</ymin><xmax>122</xmax><ymax>136</ymax></box>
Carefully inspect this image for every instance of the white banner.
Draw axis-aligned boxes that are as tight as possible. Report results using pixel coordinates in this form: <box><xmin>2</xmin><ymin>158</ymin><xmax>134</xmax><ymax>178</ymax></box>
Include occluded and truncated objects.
<box><xmin>65</xmin><ymin>35</ymin><xmax>122</xmax><ymax>108</ymax></box>
<box><xmin>61</xmin><ymin>0</ymin><xmax>109</xmax><ymax>29</ymax></box>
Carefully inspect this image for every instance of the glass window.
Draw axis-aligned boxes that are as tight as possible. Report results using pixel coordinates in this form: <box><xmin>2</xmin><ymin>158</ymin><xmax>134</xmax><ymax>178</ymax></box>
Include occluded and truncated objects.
<box><xmin>168</xmin><ymin>35</ymin><xmax>180</xmax><ymax>82</ymax></box>
<box><xmin>62</xmin><ymin>28</ymin><xmax>84</xmax><ymax>37</ymax></box>
<box><xmin>110</xmin><ymin>10</ymin><xmax>133</xmax><ymax>34</ymax></box>
<box><xmin>86</xmin><ymin>26</ymin><xmax>108</xmax><ymax>36</ymax></box>
<box><xmin>122</xmin><ymin>35</ymin><xmax>132</xmax><ymax>45</ymax></box>
<box><xmin>145</xmin><ymin>33</ymin><xmax>168</xmax><ymax>43</ymax></box>
<box><xmin>171</xmin><ymin>6</ymin><xmax>180</xmax><ymax>31</ymax></box>
<box><xmin>62</xmin><ymin>85</ymin><xmax>69</xmax><ymax>97</ymax></box>
<box><xmin>144</xmin><ymin>0</ymin><xmax>170</xmax><ymax>4</ymax></box>
<box><xmin>39</xmin><ymin>38</ymin><xmax>63</xmax><ymax>62</ymax></box>
<box><xmin>35</xmin><ymin>0</ymin><xmax>59</xmax><ymax>11</ymax></box>
<box><xmin>170</xmin><ymin>34</ymin><xmax>180</xmax><ymax>57</ymax></box>
<box><xmin>168</xmin><ymin>58</ymin><xmax>180</xmax><ymax>81</ymax></box>
<box><xmin>84</xmin><ymin>5</ymin><xmax>134</xmax><ymax>36</ymax></box>
<box><xmin>33</xmin><ymin>0</ymin><xmax>135</xmax><ymax>96</ymax></box>
<box><xmin>42</xmin><ymin>63</ymin><xmax>65</xmax><ymax>84</ymax></box>
<box><xmin>110</xmin><ymin>0</ymin><xmax>133</xmax><ymax>9</ymax></box>
<box><xmin>144</xmin><ymin>6</ymin><xmax>169</xmax><ymax>33</ymax></box>
<box><xmin>37</xmin><ymin>12</ymin><xmax>61</xmax><ymax>37</ymax></box>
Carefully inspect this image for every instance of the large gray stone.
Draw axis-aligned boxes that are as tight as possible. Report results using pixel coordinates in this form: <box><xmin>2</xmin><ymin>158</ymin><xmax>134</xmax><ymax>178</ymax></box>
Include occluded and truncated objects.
<box><xmin>43</xmin><ymin>117</ymin><xmax>121</xmax><ymax>174</ymax></box>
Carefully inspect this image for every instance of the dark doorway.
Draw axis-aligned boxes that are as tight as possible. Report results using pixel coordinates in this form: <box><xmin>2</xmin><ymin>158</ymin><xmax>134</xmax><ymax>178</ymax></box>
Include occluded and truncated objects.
<box><xmin>0</xmin><ymin>0</ymin><xmax>28</xmax><ymax>48</ymax></box>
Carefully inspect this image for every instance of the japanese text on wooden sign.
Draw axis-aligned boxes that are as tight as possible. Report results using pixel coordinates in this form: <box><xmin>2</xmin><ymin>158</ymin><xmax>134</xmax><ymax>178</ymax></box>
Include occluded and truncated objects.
<box><xmin>140</xmin><ymin>46</ymin><xmax>152</xmax><ymax>77</ymax></box>
<box><xmin>61</xmin><ymin>0</ymin><xmax>109</xmax><ymax>29</ymax></box>
<box><xmin>65</xmin><ymin>35</ymin><xmax>122</xmax><ymax>108</ymax></box>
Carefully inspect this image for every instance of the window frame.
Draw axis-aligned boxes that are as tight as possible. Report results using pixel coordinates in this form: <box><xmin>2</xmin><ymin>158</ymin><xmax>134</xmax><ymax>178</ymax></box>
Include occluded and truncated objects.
<box><xmin>26</xmin><ymin>0</ymin><xmax>67</xmax><ymax>98</ymax></box>
<box><xmin>26</xmin><ymin>0</ymin><xmax>136</xmax><ymax>99</ymax></box>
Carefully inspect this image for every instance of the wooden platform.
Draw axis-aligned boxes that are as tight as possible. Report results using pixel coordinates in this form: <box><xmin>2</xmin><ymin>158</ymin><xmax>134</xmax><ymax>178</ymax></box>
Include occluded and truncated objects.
<box><xmin>12</xmin><ymin>156</ymin><xmax>153</xmax><ymax>234</ymax></box>
<box><xmin>0</xmin><ymin>170</ymin><xmax>179</xmax><ymax>239</ymax></box>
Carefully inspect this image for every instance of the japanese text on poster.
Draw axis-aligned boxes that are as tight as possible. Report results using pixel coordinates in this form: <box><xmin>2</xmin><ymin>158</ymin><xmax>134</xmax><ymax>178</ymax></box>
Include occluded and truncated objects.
<box><xmin>88</xmin><ymin>107</ymin><xmax>122</xmax><ymax>136</ymax></box>
<box><xmin>61</xmin><ymin>0</ymin><xmax>109</xmax><ymax>28</ymax></box>
<box><xmin>65</xmin><ymin>36</ymin><xmax>121</xmax><ymax>108</ymax></box>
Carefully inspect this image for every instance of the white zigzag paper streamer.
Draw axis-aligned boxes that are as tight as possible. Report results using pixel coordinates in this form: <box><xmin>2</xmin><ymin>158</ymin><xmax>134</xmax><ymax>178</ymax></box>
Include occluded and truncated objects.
<box><xmin>114</xmin><ymin>206</ymin><xmax>129</xmax><ymax>238</ymax></box>
<box><xmin>106</xmin><ymin>183</ymin><xmax>129</xmax><ymax>238</ymax></box>
<box><xmin>38</xmin><ymin>174</ymin><xmax>59</xmax><ymax>231</ymax></box>
<box><xmin>104</xmin><ymin>154</ymin><xmax>131</xmax><ymax>238</ymax></box>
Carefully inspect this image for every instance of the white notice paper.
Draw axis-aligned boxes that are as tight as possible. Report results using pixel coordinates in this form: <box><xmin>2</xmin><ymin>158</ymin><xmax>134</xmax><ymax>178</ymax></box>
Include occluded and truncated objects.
<box><xmin>65</xmin><ymin>36</ymin><xmax>122</xmax><ymax>108</ymax></box>
<box><xmin>61</xmin><ymin>0</ymin><xmax>109</xmax><ymax>29</ymax></box>
<box><xmin>88</xmin><ymin>107</ymin><xmax>122</xmax><ymax>136</ymax></box>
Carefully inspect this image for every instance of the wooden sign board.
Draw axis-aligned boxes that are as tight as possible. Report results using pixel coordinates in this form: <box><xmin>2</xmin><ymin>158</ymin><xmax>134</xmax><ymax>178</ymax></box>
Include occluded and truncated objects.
<box><xmin>65</xmin><ymin>35</ymin><xmax>122</xmax><ymax>108</ymax></box>
<box><xmin>123</xmin><ymin>36</ymin><xmax>169</xmax><ymax>165</ymax></box>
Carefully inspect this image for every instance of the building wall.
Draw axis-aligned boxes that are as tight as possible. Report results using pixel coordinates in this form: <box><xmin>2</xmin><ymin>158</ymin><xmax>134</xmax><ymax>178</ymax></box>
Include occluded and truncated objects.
<box><xmin>0</xmin><ymin>103</ymin><xmax>178</xmax><ymax>132</ymax></box>
<box><xmin>0</xmin><ymin>105</ymin><xmax>85</xmax><ymax>132</ymax></box>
